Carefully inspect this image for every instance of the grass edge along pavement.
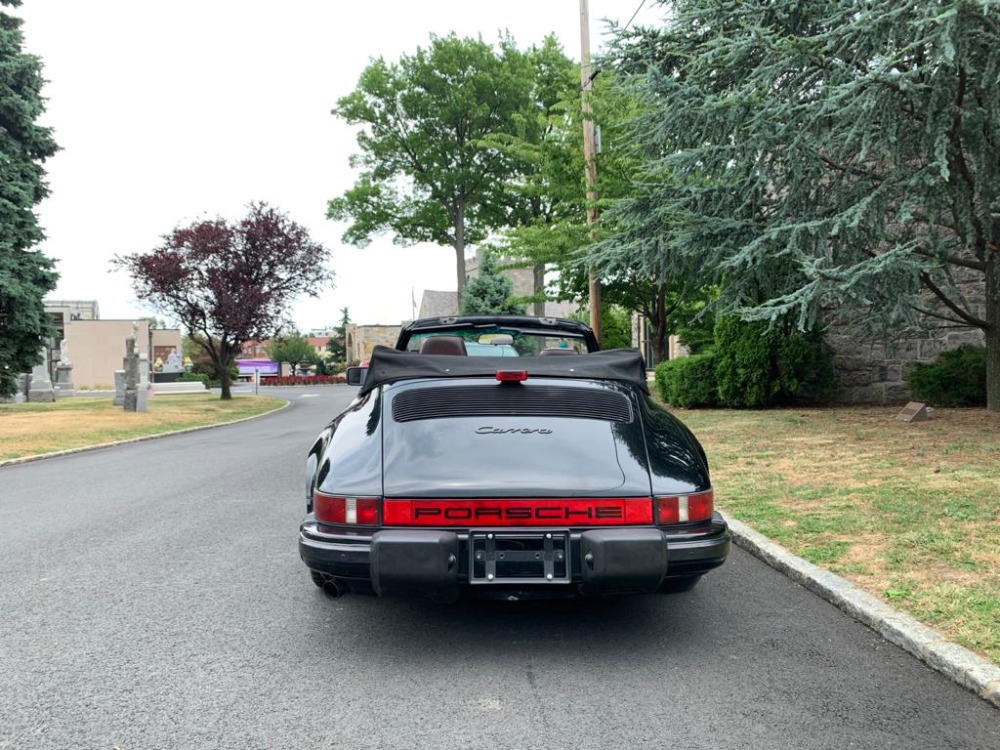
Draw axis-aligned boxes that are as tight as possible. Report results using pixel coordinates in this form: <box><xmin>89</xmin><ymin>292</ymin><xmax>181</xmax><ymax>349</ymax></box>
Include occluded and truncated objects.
<box><xmin>664</xmin><ymin>402</ymin><xmax>1000</xmax><ymax>708</ymax></box>
<box><xmin>727</xmin><ymin>517</ymin><xmax>1000</xmax><ymax>708</ymax></box>
<box><xmin>673</xmin><ymin>406</ymin><xmax>1000</xmax><ymax>662</ymax></box>
<box><xmin>0</xmin><ymin>395</ymin><xmax>288</xmax><ymax>467</ymax></box>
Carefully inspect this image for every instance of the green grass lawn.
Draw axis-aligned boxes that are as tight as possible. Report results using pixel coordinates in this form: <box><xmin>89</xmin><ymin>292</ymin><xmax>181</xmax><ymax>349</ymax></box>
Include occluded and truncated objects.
<box><xmin>667</xmin><ymin>404</ymin><xmax>1000</xmax><ymax>664</ymax></box>
<box><xmin>0</xmin><ymin>394</ymin><xmax>286</xmax><ymax>461</ymax></box>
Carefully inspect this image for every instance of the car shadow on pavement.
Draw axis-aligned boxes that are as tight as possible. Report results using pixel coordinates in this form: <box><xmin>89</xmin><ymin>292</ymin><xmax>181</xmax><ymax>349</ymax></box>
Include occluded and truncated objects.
<box><xmin>307</xmin><ymin>575</ymin><xmax>727</xmax><ymax>666</ymax></box>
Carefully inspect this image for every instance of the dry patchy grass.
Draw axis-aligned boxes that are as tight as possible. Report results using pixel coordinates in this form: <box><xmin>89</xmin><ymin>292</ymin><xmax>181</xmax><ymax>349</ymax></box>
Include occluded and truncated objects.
<box><xmin>0</xmin><ymin>394</ymin><xmax>285</xmax><ymax>461</ymax></box>
<box><xmin>672</xmin><ymin>405</ymin><xmax>1000</xmax><ymax>663</ymax></box>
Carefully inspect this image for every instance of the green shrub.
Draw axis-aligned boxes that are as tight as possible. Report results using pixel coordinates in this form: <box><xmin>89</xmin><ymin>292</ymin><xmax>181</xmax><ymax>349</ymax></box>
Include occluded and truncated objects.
<box><xmin>776</xmin><ymin>327</ymin><xmax>837</xmax><ymax>402</ymax></box>
<box><xmin>907</xmin><ymin>346</ymin><xmax>986</xmax><ymax>407</ymax></box>
<box><xmin>572</xmin><ymin>305</ymin><xmax>633</xmax><ymax>350</ymax></box>
<box><xmin>676</xmin><ymin>308</ymin><xmax>716</xmax><ymax>355</ymax></box>
<box><xmin>654</xmin><ymin>353</ymin><xmax>719</xmax><ymax>407</ymax></box>
<box><xmin>178</xmin><ymin>372</ymin><xmax>210</xmax><ymax>388</ymax></box>
<box><xmin>713</xmin><ymin>316</ymin><xmax>835</xmax><ymax>408</ymax></box>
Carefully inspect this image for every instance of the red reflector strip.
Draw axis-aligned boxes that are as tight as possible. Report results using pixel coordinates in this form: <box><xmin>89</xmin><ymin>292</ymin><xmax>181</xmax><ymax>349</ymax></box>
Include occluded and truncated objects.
<box><xmin>382</xmin><ymin>498</ymin><xmax>653</xmax><ymax>526</ymax></box>
<box><xmin>655</xmin><ymin>490</ymin><xmax>714</xmax><ymax>525</ymax></box>
<box><xmin>495</xmin><ymin>370</ymin><xmax>528</xmax><ymax>382</ymax></box>
<box><xmin>314</xmin><ymin>493</ymin><xmax>380</xmax><ymax>526</ymax></box>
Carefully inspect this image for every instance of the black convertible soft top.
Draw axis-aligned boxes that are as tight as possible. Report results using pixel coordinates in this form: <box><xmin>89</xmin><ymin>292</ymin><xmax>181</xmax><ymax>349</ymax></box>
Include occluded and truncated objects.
<box><xmin>358</xmin><ymin>345</ymin><xmax>649</xmax><ymax>396</ymax></box>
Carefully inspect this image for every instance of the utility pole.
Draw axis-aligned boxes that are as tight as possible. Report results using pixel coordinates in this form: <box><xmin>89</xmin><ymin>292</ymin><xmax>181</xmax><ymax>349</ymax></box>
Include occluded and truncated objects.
<box><xmin>580</xmin><ymin>0</ymin><xmax>601</xmax><ymax>345</ymax></box>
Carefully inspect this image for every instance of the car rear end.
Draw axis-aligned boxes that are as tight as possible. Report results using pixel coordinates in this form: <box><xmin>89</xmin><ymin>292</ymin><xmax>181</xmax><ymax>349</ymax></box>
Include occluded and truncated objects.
<box><xmin>299</xmin><ymin>368</ymin><xmax>729</xmax><ymax>600</ymax></box>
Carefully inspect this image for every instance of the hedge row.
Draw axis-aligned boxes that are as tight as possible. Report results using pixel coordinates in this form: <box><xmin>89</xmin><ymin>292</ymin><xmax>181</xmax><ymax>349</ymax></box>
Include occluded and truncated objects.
<box><xmin>655</xmin><ymin>317</ymin><xmax>836</xmax><ymax>408</ymax></box>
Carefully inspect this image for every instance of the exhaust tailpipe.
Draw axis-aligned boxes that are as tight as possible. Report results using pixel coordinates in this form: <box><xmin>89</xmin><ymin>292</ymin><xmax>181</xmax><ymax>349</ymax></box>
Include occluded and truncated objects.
<box><xmin>323</xmin><ymin>578</ymin><xmax>347</xmax><ymax>598</ymax></box>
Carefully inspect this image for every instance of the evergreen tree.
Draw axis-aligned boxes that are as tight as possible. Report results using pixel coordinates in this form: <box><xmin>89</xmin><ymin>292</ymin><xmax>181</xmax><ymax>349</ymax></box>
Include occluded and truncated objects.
<box><xmin>461</xmin><ymin>250</ymin><xmax>526</xmax><ymax>315</ymax></box>
<box><xmin>0</xmin><ymin>1</ymin><xmax>59</xmax><ymax>398</ymax></box>
<box><xmin>326</xmin><ymin>307</ymin><xmax>350</xmax><ymax>364</ymax></box>
<box><xmin>607</xmin><ymin>0</ymin><xmax>1000</xmax><ymax>410</ymax></box>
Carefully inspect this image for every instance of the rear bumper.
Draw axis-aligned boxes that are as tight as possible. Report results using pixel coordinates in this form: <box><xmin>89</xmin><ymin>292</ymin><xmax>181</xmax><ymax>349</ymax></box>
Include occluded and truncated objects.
<box><xmin>299</xmin><ymin>512</ymin><xmax>730</xmax><ymax>600</ymax></box>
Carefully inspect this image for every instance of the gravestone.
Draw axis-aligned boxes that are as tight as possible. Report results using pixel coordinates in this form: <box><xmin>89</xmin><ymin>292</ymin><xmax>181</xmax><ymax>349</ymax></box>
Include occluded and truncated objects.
<box><xmin>12</xmin><ymin>374</ymin><xmax>27</xmax><ymax>403</ymax></box>
<box><xmin>123</xmin><ymin>336</ymin><xmax>139</xmax><ymax>412</ymax></box>
<box><xmin>895</xmin><ymin>401</ymin><xmax>930</xmax><ymax>423</ymax></box>
<box><xmin>28</xmin><ymin>347</ymin><xmax>55</xmax><ymax>402</ymax></box>
<box><xmin>162</xmin><ymin>347</ymin><xmax>183</xmax><ymax>373</ymax></box>
<box><xmin>54</xmin><ymin>338</ymin><xmax>75</xmax><ymax>397</ymax></box>
<box><xmin>137</xmin><ymin>352</ymin><xmax>149</xmax><ymax>412</ymax></box>
<box><xmin>113</xmin><ymin>370</ymin><xmax>125</xmax><ymax>406</ymax></box>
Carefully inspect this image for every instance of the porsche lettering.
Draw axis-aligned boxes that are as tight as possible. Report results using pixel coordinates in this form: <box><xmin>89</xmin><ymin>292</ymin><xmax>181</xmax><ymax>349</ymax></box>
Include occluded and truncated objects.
<box><xmin>412</xmin><ymin>505</ymin><xmax>623</xmax><ymax>520</ymax></box>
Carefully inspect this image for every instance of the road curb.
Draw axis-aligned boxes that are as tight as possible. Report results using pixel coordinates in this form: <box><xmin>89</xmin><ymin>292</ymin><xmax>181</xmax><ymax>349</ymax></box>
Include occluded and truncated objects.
<box><xmin>725</xmin><ymin>516</ymin><xmax>1000</xmax><ymax>709</ymax></box>
<box><xmin>0</xmin><ymin>398</ymin><xmax>290</xmax><ymax>469</ymax></box>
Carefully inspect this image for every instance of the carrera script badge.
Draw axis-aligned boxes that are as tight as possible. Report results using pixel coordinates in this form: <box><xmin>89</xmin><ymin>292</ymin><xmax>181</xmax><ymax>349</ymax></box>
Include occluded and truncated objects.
<box><xmin>476</xmin><ymin>426</ymin><xmax>552</xmax><ymax>435</ymax></box>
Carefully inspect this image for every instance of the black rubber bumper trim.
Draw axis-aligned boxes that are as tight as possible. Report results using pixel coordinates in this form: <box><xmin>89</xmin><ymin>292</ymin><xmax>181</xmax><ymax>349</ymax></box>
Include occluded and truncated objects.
<box><xmin>299</xmin><ymin>515</ymin><xmax>732</xmax><ymax>585</ymax></box>
<box><xmin>299</xmin><ymin>522</ymin><xmax>371</xmax><ymax>579</ymax></box>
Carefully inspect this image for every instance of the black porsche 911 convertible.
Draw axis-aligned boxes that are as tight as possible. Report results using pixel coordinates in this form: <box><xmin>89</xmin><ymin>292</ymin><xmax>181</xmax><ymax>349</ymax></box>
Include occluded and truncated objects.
<box><xmin>299</xmin><ymin>315</ymin><xmax>729</xmax><ymax>601</ymax></box>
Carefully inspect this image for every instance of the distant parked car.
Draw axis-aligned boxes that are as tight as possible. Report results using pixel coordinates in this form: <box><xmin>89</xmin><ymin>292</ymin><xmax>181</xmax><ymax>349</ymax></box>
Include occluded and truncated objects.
<box><xmin>464</xmin><ymin>341</ymin><xmax>519</xmax><ymax>357</ymax></box>
<box><xmin>299</xmin><ymin>315</ymin><xmax>729</xmax><ymax>601</ymax></box>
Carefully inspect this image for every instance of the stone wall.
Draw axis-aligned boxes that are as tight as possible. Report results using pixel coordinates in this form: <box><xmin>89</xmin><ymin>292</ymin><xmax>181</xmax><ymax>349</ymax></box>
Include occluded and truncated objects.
<box><xmin>828</xmin><ymin>265</ymin><xmax>986</xmax><ymax>403</ymax></box>
<box><xmin>828</xmin><ymin>326</ymin><xmax>984</xmax><ymax>403</ymax></box>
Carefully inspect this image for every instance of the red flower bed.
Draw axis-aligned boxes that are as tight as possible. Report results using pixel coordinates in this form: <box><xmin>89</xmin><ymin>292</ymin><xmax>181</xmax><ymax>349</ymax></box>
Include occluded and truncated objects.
<box><xmin>262</xmin><ymin>374</ymin><xmax>346</xmax><ymax>386</ymax></box>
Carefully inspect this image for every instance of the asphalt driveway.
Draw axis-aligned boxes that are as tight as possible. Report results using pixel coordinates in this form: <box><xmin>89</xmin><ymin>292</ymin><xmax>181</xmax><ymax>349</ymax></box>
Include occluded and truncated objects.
<box><xmin>0</xmin><ymin>386</ymin><xmax>996</xmax><ymax>749</ymax></box>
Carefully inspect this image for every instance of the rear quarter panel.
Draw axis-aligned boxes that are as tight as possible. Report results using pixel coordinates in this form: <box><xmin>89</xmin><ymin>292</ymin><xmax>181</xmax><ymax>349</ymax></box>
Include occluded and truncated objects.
<box><xmin>314</xmin><ymin>390</ymin><xmax>384</xmax><ymax>498</ymax></box>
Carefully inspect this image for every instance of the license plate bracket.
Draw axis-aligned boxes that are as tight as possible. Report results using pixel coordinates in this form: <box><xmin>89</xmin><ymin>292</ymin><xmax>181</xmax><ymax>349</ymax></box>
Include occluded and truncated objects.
<box><xmin>469</xmin><ymin>532</ymin><xmax>570</xmax><ymax>584</ymax></box>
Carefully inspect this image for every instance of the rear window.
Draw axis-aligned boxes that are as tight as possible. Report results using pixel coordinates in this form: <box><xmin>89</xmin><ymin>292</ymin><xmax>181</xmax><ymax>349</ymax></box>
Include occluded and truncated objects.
<box><xmin>406</xmin><ymin>329</ymin><xmax>589</xmax><ymax>356</ymax></box>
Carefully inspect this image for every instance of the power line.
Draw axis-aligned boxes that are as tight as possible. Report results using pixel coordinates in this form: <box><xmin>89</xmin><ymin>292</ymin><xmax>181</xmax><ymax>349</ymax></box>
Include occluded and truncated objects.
<box><xmin>622</xmin><ymin>0</ymin><xmax>647</xmax><ymax>33</ymax></box>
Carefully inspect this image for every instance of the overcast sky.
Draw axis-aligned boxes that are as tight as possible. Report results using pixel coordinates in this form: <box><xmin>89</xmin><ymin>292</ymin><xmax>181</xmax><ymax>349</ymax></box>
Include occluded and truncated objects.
<box><xmin>16</xmin><ymin>1</ymin><xmax>662</xmax><ymax>331</ymax></box>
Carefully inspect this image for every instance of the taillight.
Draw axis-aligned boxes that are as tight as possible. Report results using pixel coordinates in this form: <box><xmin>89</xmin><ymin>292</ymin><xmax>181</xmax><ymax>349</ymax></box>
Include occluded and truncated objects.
<box><xmin>314</xmin><ymin>492</ymin><xmax>380</xmax><ymax>526</ymax></box>
<box><xmin>496</xmin><ymin>370</ymin><xmax>528</xmax><ymax>382</ymax></box>
<box><xmin>655</xmin><ymin>490</ymin><xmax>713</xmax><ymax>525</ymax></box>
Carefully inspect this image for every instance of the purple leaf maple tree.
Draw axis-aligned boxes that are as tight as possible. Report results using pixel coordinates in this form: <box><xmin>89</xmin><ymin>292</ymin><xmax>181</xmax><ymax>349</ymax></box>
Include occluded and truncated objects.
<box><xmin>115</xmin><ymin>202</ymin><xmax>332</xmax><ymax>399</ymax></box>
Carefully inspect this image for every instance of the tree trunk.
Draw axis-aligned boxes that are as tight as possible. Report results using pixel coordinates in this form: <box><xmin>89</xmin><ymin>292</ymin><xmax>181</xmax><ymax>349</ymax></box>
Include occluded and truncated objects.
<box><xmin>220</xmin><ymin>369</ymin><xmax>232</xmax><ymax>400</ymax></box>
<box><xmin>454</xmin><ymin>203</ymin><xmax>466</xmax><ymax>312</ymax></box>
<box><xmin>533</xmin><ymin>264</ymin><xmax>545</xmax><ymax>316</ymax></box>
<box><xmin>651</xmin><ymin>290</ymin><xmax>670</xmax><ymax>365</ymax></box>
<box><xmin>985</xmin><ymin>250</ymin><xmax>999</xmax><ymax>412</ymax></box>
<box><xmin>218</xmin><ymin>346</ymin><xmax>234</xmax><ymax>401</ymax></box>
<box><xmin>652</xmin><ymin>317</ymin><xmax>669</xmax><ymax>365</ymax></box>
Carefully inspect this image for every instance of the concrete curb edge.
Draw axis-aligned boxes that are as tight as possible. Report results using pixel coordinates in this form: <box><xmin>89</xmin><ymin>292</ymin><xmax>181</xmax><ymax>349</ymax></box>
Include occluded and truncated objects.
<box><xmin>0</xmin><ymin>398</ymin><xmax>291</xmax><ymax>469</ymax></box>
<box><xmin>725</xmin><ymin>516</ymin><xmax>1000</xmax><ymax>709</ymax></box>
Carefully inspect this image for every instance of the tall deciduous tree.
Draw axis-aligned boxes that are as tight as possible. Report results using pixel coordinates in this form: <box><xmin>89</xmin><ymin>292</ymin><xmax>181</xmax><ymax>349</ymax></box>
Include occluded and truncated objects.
<box><xmin>489</xmin><ymin>35</ymin><xmax>581</xmax><ymax>314</ymax></box>
<box><xmin>500</xmin><ymin>62</ymin><xmax>713</xmax><ymax>363</ymax></box>
<box><xmin>115</xmin><ymin>203</ymin><xmax>331</xmax><ymax>400</ymax></box>
<box><xmin>328</xmin><ymin>33</ymin><xmax>535</xmax><ymax>307</ymax></box>
<box><xmin>0</xmin><ymin>0</ymin><xmax>59</xmax><ymax>398</ymax></box>
<box><xmin>610</xmin><ymin>0</ymin><xmax>1000</xmax><ymax>410</ymax></box>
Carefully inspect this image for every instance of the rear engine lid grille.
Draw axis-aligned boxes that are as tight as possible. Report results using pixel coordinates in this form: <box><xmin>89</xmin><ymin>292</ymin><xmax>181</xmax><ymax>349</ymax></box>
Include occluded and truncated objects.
<box><xmin>392</xmin><ymin>385</ymin><xmax>632</xmax><ymax>423</ymax></box>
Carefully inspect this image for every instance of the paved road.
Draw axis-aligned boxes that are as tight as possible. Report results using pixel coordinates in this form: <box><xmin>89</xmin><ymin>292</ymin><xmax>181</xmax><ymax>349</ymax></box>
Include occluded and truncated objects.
<box><xmin>1</xmin><ymin>386</ymin><xmax>996</xmax><ymax>749</ymax></box>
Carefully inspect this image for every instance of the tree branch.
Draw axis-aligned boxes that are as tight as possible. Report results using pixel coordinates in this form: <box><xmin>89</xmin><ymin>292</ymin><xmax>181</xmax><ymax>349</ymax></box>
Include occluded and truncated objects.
<box><xmin>918</xmin><ymin>271</ymin><xmax>987</xmax><ymax>328</ymax></box>
<box><xmin>912</xmin><ymin>246</ymin><xmax>986</xmax><ymax>272</ymax></box>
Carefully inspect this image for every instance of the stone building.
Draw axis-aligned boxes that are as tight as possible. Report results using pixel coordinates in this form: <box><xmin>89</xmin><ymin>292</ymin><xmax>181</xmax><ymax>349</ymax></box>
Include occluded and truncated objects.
<box><xmin>344</xmin><ymin>324</ymin><xmax>402</xmax><ymax>364</ymax></box>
